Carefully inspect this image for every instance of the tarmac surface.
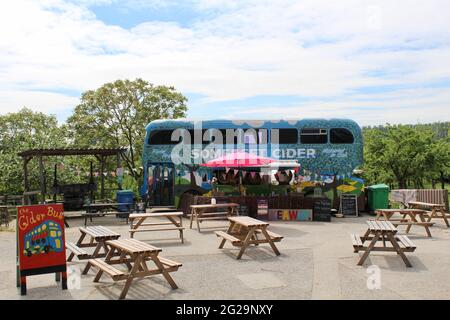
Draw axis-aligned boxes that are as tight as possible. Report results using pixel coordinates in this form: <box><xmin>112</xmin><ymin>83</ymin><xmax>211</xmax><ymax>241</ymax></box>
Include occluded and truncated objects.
<box><xmin>2</xmin><ymin>212</ymin><xmax>450</xmax><ymax>300</ymax></box>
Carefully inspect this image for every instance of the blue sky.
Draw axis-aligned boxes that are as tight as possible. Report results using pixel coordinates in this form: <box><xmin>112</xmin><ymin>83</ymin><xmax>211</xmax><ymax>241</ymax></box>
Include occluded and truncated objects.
<box><xmin>1</xmin><ymin>0</ymin><xmax>450</xmax><ymax>126</ymax></box>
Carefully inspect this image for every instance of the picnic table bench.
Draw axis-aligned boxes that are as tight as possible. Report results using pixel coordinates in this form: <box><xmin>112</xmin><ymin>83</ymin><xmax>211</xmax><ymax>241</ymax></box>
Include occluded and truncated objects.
<box><xmin>66</xmin><ymin>226</ymin><xmax>121</xmax><ymax>269</ymax></box>
<box><xmin>375</xmin><ymin>208</ymin><xmax>435</xmax><ymax>237</ymax></box>
<box><xmin>408</xmin><ymin>201</ymin><xmax>449</xmax><ymax>227</ymax></box>
<box><xmin>87</xmin><ymin>238</ymin><xmax>182</xmax><ymax>299</ymax></box>
<box><xmin>215</xmin><ymin>216</ymin><xmax>283</xmax><ymax>259</ymax></box>
<box><xmin>190</xmin><ymin>203</ymin><xmax>239</xmax><ymax>232</ymax></box>
<box><xmin>129</xmin><ymin>212</ymin><xmax>185</xmax><ymax>243</ymax></box>
<box><xmin>350</xmin><ymin>220</ymin><xmax>416</xmax><ymax>267</ymax></box>
<box><xmin>82</xmin><ymin>202</ymin><xmax>133</xmax><ymax>226</ymax></box>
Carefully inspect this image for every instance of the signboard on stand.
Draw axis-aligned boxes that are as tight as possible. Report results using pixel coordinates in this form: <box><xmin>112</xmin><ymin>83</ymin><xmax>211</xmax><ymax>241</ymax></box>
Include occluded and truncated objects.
<box><xmin>16</xmin><ymin>204</ymin><xmax>67</xmax><ymax>295</ymax></box>
<box><xmin>340</xmin><ymin>194</ymin><xmax>358</xmax><ymax>216</ymax></box>
<box><xmin>313</xmin><ymin>198</ymin><xmax>332</xmax><ymax>222</ymax></box>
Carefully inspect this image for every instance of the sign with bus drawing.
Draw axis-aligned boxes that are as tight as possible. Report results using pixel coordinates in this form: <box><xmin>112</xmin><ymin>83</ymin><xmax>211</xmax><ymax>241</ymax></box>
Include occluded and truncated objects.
<box><xmin>16</xmin><ymin>204</ymin><xmax>67</xmax><ymax>295</ymax></box>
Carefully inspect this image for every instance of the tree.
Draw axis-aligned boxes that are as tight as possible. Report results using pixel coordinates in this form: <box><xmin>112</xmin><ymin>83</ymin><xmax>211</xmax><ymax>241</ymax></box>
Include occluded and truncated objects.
<box><xmin>0</xmin><ymin>108</ymin><xmax>64</xmax><ymax>194</ymax></box>
<box><xmin>363</xmin><ymin>124</ymin><xmax>436</xmax><ymax>189</ymax></box>
<box><xmin>65</xmin><ymin>79</ymin><xmax>188</xmax><ymax>186</ymax></box>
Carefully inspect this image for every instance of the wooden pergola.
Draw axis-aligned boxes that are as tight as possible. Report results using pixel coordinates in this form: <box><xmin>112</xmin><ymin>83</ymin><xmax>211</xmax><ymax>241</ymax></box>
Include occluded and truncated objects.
<box><xmin>18</xmin><ymin>148</ymin><xmax>127</xmax><ymax>201</ymax></box>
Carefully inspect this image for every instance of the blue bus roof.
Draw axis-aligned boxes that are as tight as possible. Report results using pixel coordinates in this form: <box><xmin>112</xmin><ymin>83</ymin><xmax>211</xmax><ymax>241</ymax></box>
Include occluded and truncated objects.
<box><xmin>146</xmin><ymin>118</ymin><xmax>361</xmax><ymax>132</ymax></box>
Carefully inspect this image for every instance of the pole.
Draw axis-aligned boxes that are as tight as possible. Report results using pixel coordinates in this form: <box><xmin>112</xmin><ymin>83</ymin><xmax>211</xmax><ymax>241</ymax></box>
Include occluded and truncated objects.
<box><xmin>100</xmin><ymin>156</ymin><xmax>105</xmax><ymax>200</ymax></box>
<box><xmin>39</xmin><ymin>156</ymin><xmax>46</xmax><ymax>203</ymax></box>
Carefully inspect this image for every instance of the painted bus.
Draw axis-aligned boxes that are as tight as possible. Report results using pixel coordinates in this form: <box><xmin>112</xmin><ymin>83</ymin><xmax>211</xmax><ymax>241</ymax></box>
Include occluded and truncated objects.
<box><xmin>141</xmin><ymin>119</ymin><xmax>364</xmax><ymax>208</ymax></box>
<box><xmin>23</xmin><ymin>221</ymin><xmax>64</xmax><ymax>257</ymax></box>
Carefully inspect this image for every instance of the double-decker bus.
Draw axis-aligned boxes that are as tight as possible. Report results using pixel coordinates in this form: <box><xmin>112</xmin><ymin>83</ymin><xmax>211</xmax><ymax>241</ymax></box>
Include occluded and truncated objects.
<box><xmin>141</xmin><ymin>119</ymin><xmax>364</xmax><ymax>208</ymax></box>
<box><xmin>23</xmin><ymin>221</ymin><xmax>64</xmax><ymax>257</ymax></box>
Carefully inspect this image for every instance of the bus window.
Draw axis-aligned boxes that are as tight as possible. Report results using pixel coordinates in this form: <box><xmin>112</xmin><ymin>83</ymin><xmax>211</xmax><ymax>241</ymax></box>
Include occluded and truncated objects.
<box><xmin>276</xmin><ymin>129</ymin><xmax>298</xmax><ymax>144</ymax></box>
<box><xmin>330</xmin><ymin>128</ymin><xmax>354</xmax><ymax>144</ymax></box>
<box><xmin>149</xmin><ymin>130</ymin><xmax>180</xmax><ymax>145</ymax></box>
<box><xmin>300</xmin><ymin>128</ymin><xmax>327</xmax><ymax>144</ymax></box>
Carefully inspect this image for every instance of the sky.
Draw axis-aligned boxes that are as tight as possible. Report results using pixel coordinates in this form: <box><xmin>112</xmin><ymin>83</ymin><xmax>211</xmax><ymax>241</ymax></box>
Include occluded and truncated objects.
<box><xmin>0</xmin><ymin>0</ymin><xmax>450</xmax><ymax>126</ymax></box>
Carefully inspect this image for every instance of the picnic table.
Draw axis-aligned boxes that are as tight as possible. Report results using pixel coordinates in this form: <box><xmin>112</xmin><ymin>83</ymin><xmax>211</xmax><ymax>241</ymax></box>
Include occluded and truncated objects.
<box><xmin>375</xmin><ymin>208</ymin><xmax>435</xmax><ymax>237</ymax></box>
<box><xmin>129</xmin><ymin>212</ymin><xmax>185</xmax><ymax>243</ymax></box>
<box><xmin>87</xmin><ymin>238</ymin><xmax>182</xmax><ymax>300</ymax></box>
<box><xmin>215</xmin><ymin>216</ymin><xmax>283</xmax><ymax>259</ymax></box>
<box><xmin>66</xmin><ymin>226</ymin><xmax>121</xmax><ymax>270</ymax></box>
<box><xmin>82</xmin><ymin>202</ymin><xmax>133</xmax><ymax>226</ymax></box>
<box><xmin>350</xmin><ymin>220</ymin><xmax>416</xmax><ymax>267</ymax></box>
<box><xmin>190</xmin><ymin>203</ymin><xmax>239</xmax><ymax>232</ymax></box>
<box><xmin>408</xmin><ymin>201</ymin><xmax>449</xmax><ymax>227</ymax></box>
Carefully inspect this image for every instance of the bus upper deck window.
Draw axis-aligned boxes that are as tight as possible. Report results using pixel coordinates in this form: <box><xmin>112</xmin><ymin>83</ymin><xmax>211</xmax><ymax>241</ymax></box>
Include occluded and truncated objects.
<box><xmin>272</xmin><ymin>129</ymin><xmax>298</xmax><ymax>144</ymax></box>
<box><xmin>300</xmin><ymin>128</ymin><xmax>327</xmax><ymax>144</ymax></box>
<box><xmin>148</xmin><ymin>130</ymin><xmax>180</xmax><ymax>145</ymax></box>
<box><xmin>330</xmin><ymin>128</ymin><xmax>354</xmax><ymax>144</ymax></box>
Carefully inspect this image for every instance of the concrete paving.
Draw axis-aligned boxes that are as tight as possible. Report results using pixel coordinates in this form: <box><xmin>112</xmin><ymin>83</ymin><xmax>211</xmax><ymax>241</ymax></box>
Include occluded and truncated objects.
<box><xmin>2</xmin><ymin>213</ymin><xmax>450</xmax><ymax>300</ymax></box>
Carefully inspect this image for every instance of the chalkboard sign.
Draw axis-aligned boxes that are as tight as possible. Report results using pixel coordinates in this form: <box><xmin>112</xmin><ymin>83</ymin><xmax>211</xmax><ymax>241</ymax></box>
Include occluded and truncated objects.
<box><xmin>313</xmin><ymin>198</ymin><xmax>331</xmax><ymax>222</ymax></box>
<box><xmin>340</xmin><ymin>194</ymin><xmax>358</xmax><ymax>216</ymax></box>
<box><xmin>238</xmin><ymin>205</ymin><xmax>248</xmax><ymax>216</ymax></box>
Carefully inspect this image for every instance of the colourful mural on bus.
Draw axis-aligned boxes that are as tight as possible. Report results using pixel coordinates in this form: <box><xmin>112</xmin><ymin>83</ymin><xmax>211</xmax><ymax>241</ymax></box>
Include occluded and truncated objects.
<box><xmin>140</xmin><ymin>119</ymin><xmax>364</xmax><ymax>208</ymax></box>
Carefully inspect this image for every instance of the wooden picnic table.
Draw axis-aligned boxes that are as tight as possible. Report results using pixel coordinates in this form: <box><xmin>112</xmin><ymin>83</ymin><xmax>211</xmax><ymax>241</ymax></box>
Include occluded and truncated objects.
<box><xmin>350</xmin><ymin>220</ymin><xmax>416</xmax><ymax>267</ymax></box>
<box><xmin>375</xmin><ymin>208</ymin><xmax>435</xmax><ymax>237</ymax></box>
<box><xmin>190</xmin><ymin>203</ymin><xmax>239</xmax><ymax>232</ymax></box>
<box><xmin>215</xmin><ymin>216</ymin><xmax>283</xmax><ymax>259</ymax></box>
<box><xmin>66</xmin><ymin>226</ymin><xmax>121</xmax><ymax>271</ymax></box>
<box><xmin>408</xmin><ymin>201</ymin><xmax>449</xmax><ymax>227</ymax></box>
<box><xmin>82</xmin><ymin>202</ymin><xmax>133</xmax><ymax>226</ymax></box>
<box><xmin>87</xmin><ymin>238</ymin><xmax>182</xmax><ymax>300</ymax></box>
<box><xmin>129</xmin><ymin>212</ymin><xmax>185</xmax><ymax>243</ymax></box>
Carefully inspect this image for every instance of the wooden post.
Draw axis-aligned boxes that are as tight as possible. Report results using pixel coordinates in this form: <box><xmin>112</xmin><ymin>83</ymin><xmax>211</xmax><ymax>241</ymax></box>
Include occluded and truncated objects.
<box><xmin>53</xmin><ymin>164</ymin><xmax>58</xmax><ymax>203</ymax></box>
<box><xmin>23</xmin><ymin>157</ymin><xmax>30</xmax><ymax>194</ymax></box>
<box><xmin>89</xmin><ymin>161</ymin><xmax>94</xmax><ymax>203</ymax></box>
<box><xmin>100</xmin><ymin>156</ymin><xmax>106</xmax><ymax>200</ymax></box>
<box><xmin>117</xmin><ymin>152</ymin><xmax>123</xmax><ymax>190</ymax></box>
<box><xmin>39</xmin><ymin>156</ymin><xmax>46</xmax><ymax>203</ymax></box>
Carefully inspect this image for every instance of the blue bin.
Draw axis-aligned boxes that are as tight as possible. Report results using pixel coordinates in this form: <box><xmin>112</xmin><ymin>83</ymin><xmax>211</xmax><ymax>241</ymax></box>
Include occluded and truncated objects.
<box><xmin>117</xmin><ymin>190</ymin><xmax>135</xmax><ymax>213</ymax></box>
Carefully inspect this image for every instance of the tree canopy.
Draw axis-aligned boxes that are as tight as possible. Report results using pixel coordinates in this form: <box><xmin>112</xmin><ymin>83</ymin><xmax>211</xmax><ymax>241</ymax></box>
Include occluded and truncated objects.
<box><xmin>65</xmin><ymin>78</ymin><xmax>188</xmax><ymax>185</ymax></box>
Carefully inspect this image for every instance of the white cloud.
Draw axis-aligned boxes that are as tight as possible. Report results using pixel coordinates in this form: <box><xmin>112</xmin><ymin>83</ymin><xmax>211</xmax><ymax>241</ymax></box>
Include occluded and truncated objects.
<box><xmin>0</xmin><ymin>0</ymin><xmax>449</xmax><ymax>124</ymax></box>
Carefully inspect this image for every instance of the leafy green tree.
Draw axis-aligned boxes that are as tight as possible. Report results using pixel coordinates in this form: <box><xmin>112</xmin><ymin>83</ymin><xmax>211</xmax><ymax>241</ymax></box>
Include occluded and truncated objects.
<box><xmin>65</xmin><ymin>78</ymin><xmax>188</xmax><ymax>186</ymax></box>
<box><xmin>0</xmin><ymin>108</ymin><xmax>64</xmax><ymax>194</ymax></box>
<box><xmin>363</xmin><ymin>124</ymin><xmax>449</xmax><ymax>189</ymax></box>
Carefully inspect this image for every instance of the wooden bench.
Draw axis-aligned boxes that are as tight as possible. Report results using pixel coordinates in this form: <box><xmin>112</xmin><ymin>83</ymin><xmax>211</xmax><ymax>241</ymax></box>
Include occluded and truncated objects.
<box><xmin>352</xmin><ymin>221</ymin><xmax>416</xmax><ymax>267</ymax></box>
<box><xmin>350</xmin><ymin>234</ymin><xmax>363</xmax><ymax>252</ymax></box>
<box><xmin>159</xmin><ymin>257</ymin><xmax>183</xmax><ymax>269</ymax></box>
<box><xmin>129</xmin><ymin>212</ymin><xmax>185</xmax><ymax>243</ymax></box>
<box><xmin>395</xmin><ymin>235</ymin><xmax>417</xmax><ymax>252</ymax></box>
<box><xmin>215</xmin><ymin>231</ymin><xmax>243</xmax><ymax>246</ymax></box>
<box><xmin>218</xmin><ymin>217</ymin><xmax>283</xmax><ymax>259</ymax></box>
<box><xmin>190</xmin><ymin>203</ymin><xmax>239</xmax><ymax>232</ymax></box>
<box><xmin>66</xmin><ymin>242</ymin><xmax>89</xmax><ymax>261</ymax></box>
<box><xmin>255</xmin><ymin>230</ymin><xmax>284</xmax><ymax>242</ymax></box>
<box><xmin>89</xmin><ymin>258</ymin><xmax>126</xmax><ymax>281</ymax></box>
<box><xmin>94</xmin><ymin>238</ymin><xmax>181</xmax><ymax>299</ymax></box>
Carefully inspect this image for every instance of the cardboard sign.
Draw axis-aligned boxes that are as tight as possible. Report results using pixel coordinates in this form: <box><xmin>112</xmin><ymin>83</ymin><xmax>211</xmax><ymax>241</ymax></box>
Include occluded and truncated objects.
<box><xmin>268</xmin><ymin>209</ymin><xmax>312</xmax><ymax>221</ymax></box>
<box><xmin>16</xmin><ymin>204</ymin><xmax>67</xmax><ymax>295</ymax></box>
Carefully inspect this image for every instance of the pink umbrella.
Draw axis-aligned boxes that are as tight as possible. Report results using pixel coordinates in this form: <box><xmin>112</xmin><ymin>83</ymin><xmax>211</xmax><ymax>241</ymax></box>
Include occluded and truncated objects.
<box><xmin>201</xmin><ymin>150</ymin><xmax>275</xmax><ymax>168</ymax></box>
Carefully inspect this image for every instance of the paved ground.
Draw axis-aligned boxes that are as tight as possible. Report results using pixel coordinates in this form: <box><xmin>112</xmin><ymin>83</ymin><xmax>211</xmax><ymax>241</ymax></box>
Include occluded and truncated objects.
<box><xmin>2</xmin><ymin>213</ymin><xmax>450</xmax><ymax>300</ymax></box>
